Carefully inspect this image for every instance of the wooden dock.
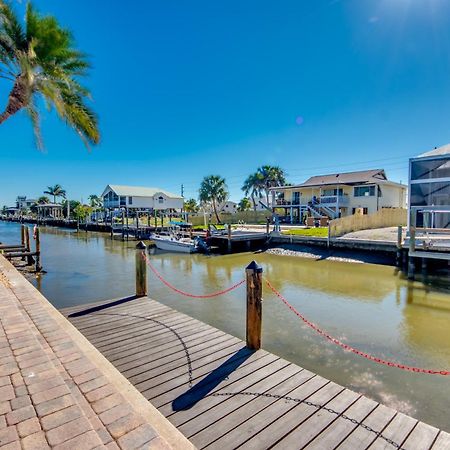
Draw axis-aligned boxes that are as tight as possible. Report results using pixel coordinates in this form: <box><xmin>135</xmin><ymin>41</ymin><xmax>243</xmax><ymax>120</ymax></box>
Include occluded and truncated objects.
<box><xmin>61</xmin><ymin>296</ymin><xmax>450</xmax><ymax>449</ymax></box>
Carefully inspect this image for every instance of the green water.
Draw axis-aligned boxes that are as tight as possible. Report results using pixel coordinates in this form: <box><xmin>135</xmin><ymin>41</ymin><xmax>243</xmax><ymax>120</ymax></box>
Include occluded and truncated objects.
<box><xmin>2</xmin><ymin>221</ymin><xmax>450</xmax><ymax>432</ymax></box>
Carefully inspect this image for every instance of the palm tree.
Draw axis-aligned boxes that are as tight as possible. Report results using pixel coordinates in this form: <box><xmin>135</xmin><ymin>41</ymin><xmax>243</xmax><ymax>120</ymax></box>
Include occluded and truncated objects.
<box><xmin>37</xmin><ymin>196</ymin><xmax>49</xmax><ymax>204</ymax></box>
<box><xmin>256</xmin><ymin>165</ymin><xmax>286</xmax><ymax>207</ymax></box>
<box><xmin>238</xmin><ymin>197</ymin><xmax>252</xmax><ymax>212</ymax></box>
<box><xmin>184</xmin><ymin>198</ymin><xmax>199</xmax><ymax>213</ymax></box>
<box><xmin>0</xmin><ymin>2</ymin><xmax>99</xmax><ymax>149</ymax></box>
<box><xmin>88</xmin><ymin>194</ymin><xmax>102</xmax><ymax>208</ymax></box>
<box><xmin>44</xmin><ymin>184</ymin><xmax>66</xmax><ymax>203</ymax></box>
<box><xmin>242</xmin><ymin>172</ymin><xmax>263</xmax><ymax>211</ymax></box>
<box><xmin>199</xmin><ymin>175</ymin><xmax>228</xmax><ymax>224</ymax></box>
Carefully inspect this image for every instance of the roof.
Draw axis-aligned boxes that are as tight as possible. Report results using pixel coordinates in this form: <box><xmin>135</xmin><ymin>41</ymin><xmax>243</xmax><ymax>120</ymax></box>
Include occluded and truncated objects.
<box><xmin>418</xmin><ymin>143</ymin><xmax>450</xmax><ymax>158</ymax></box>
<box><xmin>102</xmin><ymin>185</ymin><xmax>183</xmax><ymax>199</ymax></box>
<box><xmin>37</xmin><ymin>203</ymin><xmax>63</xmax><ymax>208</ymax></box>
<box><xmin>274</xmin><ymin>169</ymin><xmax>389</xmax><ymax>190</ymax></box>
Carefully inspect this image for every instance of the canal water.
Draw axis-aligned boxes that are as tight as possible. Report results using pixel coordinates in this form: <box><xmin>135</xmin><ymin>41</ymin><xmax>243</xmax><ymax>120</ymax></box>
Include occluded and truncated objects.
<box><xmin>2</xmin><ymin>221</ymin><xmax>450</xmax><ymax>432</ymax></box>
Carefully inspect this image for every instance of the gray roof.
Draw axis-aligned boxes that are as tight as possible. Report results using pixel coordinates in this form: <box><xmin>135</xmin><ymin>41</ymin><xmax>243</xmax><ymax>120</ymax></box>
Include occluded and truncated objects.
<box><xmin>37</xmin><ymin>203</ymin><xmax>63</xmax><ymax>208</ymax></box>
<box><xmin>418</xmin><ymin>143</ymin><xmax>450</xmax><ymax>158</ymax></box>
<box><xmin>296</xmin><ymin>169</ymin><xmax>387</xmax><ymax>188</ymax></box>
<box><xmin>102</xmin><ymin>184</ymin><xmax>183</xmax><ymax>199</ymax></box>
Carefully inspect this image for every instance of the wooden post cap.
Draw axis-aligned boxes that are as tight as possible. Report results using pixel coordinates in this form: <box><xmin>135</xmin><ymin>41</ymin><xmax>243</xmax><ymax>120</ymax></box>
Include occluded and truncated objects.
<box><xmin>246</xmin><ymin>261</ymin><xmax>263</xmax><ymax>273</ymax></box>
<box><xmin>136</xmin><ymin>241</ymin><xmax>147</xmax><ymax>250</ymax></box>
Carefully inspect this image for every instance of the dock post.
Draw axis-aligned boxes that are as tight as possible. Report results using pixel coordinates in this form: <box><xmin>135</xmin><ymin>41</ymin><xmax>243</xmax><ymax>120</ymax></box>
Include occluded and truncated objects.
<box><xmin>327</xmin><ymin>223</ymin><xmax>331</xmax><ymax>249</ymax></box>
<box><xmin>35</xmin><ymin>227</ymin><xmax>41</xmax><ymax>272</ymax></box>
<box><xmin>227</xmin><ymin>224</ymin><xmax>232</xmax><ymax>253</ymax></box>
<box><xmin>246</xmin><ymin>261</ymin><xmax>263</xmax><ymax>350</ymax></box>
<box><xmin>408</xmin><ymin>210</ymin><xmax>416</xmax><ymax>280</ymax></box>
<box><xmin>266</xmin><ymin>218</ymin><xmax>270</xmax><ymax>237</ymax></box>
<box><xmin>121</xmin><ymin>210</ymin><xmax>125</xmax><ymax>240</ymax></box>
<box><xmin>396</xmin><ymin>226</ymin><xmax>402</xmax><ymax>267</ymax></box>
<box><xmin>135</xmin><ymin>241</ymin><xmax>147</xmax><ymax>297</ymax></box>
<box><xmin>24</xmin><ymin>227</ymin><xmax>34</xmax><ymax>265</ymax></box>
<box><xmin>21</xmin><ymin>225</ymin><xmax>25</xmax><ymax>248</ymax></box>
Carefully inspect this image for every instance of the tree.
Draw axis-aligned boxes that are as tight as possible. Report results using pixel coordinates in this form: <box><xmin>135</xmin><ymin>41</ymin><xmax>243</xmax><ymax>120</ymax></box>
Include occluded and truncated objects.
<box><xmin>0</xmin><ymin>1</ymin><xmax>100</xmax><ymax>149</ymax></box>
<box><xmin>199</xmin><ymin>175</ymin><xmax>228</xmax><ymax>224</ymax></box>
<box><xmin>184</xmin><ymin>198</ymin><xmax>199</xmax><ymax>213</ymax></box>
<box><xmin>1</xmin><ymin>205</ymin><xmax>7</xmax><ymax>214</ymax></box>
<box><xmin>44</xmin><ymin>184</ymin><xmax>66</xmax><ymax>203</ymax></box>
<box><xmin>61</xmin><ymin>199</ymin><xmax>80</xmax><ymax>219</ymax></box>
<box><xmin>242</xmin><ymin>173</ymin><xmax>263</xmax><ymax>211</ymax></box>
<box><xmin>36</xmin><ymin>196</ymin><xmax>49</xmax><ymax>204</ymax></box>
<box><xmin>256</xmin><ymin>165</ymin><xmax>286</xmax><ymax>207</ymax></box>
<box><xmin>88</xmin><ymin>194</ymin><xmax>102</xmax><ymax>208</ymax></box>
<box><xmin>73</xmin><ymin>204</ymin><xmax>92</xmax><ymax>222</ymax></box>
<box><xmin>238</xmin><ymin>197</ymin><xmax>252</xmax><ymax>212</ymax></box>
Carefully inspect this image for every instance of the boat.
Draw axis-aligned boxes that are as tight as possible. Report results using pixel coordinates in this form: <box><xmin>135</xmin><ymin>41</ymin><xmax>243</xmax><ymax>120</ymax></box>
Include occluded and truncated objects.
<box><xmin>150</xmin><ymin>233</ymin><xmax>197</xmax><ymax>253</ymax></box>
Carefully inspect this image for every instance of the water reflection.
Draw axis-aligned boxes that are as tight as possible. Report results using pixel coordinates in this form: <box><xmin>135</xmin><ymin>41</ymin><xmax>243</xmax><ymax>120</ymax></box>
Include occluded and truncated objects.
<box><xmin>1</xmin><ymin>221</ymin><xmax>450</xmax><ymax>432</ymax></box>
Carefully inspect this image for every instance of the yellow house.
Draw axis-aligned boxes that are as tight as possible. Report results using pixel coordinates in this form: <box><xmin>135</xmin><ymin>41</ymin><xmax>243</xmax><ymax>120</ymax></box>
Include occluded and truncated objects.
<box><xmin>271</xmin><ymin>169</ymin><xmax>407</xmax><ymax>224</ymax></box>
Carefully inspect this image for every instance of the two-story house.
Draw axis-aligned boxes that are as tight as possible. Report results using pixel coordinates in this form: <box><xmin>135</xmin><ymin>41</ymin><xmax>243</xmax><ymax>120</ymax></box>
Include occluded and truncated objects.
<box><xmin>271</xmin><ymin>169</ymin><xmax>407</xmax><ymax>223</ymax></box>
<box><xmin>101</xmin><ymin>185</ymin><xmax>184</xmax><ymax>212</ymax></box>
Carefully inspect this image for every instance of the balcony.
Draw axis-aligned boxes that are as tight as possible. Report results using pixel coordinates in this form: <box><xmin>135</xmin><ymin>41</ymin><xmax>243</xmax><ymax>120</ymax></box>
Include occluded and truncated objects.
<box><xmin>320</xmin><ymin>195</ymin><xmax>349</xmax><ymax>205</ymax></box>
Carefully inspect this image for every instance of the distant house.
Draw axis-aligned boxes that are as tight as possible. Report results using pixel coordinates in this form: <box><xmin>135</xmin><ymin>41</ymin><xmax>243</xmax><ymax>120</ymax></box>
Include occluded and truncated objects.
<box><xmin>271</xmin><ymin>169</ymin><xmax>407</xmax><ymax>223</ymax></box>
<box><xmin>16</xmin><ymin>196</ymin><xmax>36</xmax><ymax>212</ymax></box>
<box><xmin>101</xmin><ymin>185</ymin><xmax>184</xmax><ymax>212</ymax></box>
<box><xmin>219</xmin><ymin>201</ymin><xmax>238</xmax><ymax>214</ymax></box>
<box><xmin>409</xmin><ymin>144</ymin><xmax>450</xmax><ymax>229</ymax></box>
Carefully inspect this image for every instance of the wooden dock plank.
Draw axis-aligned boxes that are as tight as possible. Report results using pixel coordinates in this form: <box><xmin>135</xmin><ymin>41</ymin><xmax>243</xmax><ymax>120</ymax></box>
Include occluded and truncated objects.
<box><xmin>271</xmin><ymin>389</ymin><xmax>361</xmax><ymax>449</ymax></box>
<box><xmin>335</xmin><ymin>405</ymin><xmax>397</xmax><ymax>449</ymax></box>
<box><xmin>402</xmin><ymin>422</ymin><xmax>440</xmax><ymax>450</ymax></box>
<box><xmin>367</xmin><ymin>412</ymin><xmax>418</xmax><ymax>450</ymax></box>
<box><xmin>304</xmin><ymin>396</ymin><xmax>378</xmax><ymax>449</ymax></box>
<box><xmin>237</xmin><ymin>381</ymin><xmax>343</xmax><ymax>449</ymax></box>
<box><xmin>185</xmin><ymin>361</ymin><xmax>299</xmax><ymax>444</ymax></box>
<box><xmin>62</xmin><ymin>297</ymin><xmax>450</xmax><ymax>450</ymax></box>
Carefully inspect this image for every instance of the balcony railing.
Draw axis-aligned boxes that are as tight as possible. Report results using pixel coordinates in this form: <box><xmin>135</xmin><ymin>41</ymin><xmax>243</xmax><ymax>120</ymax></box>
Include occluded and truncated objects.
<box><xmin>275</xmin><ymin>195</ymin><xmax>349</xmax><ymax>207</ymax></box>
<box><xmin>320</xmin><ymin>195</ymin><xmax>349</xmax><ymax>205</ymax></box>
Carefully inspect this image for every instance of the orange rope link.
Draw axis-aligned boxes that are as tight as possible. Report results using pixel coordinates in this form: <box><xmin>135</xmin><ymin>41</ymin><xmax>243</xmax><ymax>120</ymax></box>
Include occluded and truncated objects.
<box><xmin>142</xmin><ymin>254</ymin><xmax>245</xmax><ymax>298</ymax></box>
<box><xmin>265</xmin><ymin>278</ymin><xmax>450</xmax><ymax>376</ymax></box>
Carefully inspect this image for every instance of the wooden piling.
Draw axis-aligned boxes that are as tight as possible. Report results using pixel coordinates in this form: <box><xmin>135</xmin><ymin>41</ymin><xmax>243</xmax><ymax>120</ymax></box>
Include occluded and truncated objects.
<box><xmin>327</xmin><ymin>223</ymin><xmax>331</xmax><ymax>249</ymax></box>
<box><xmin>135</xmin><ymin>241</ymin><xmax>147</xmax><ymax>297</ymax></box>
<box><xmin>408</xmin><ymin>210</ymin><xmax>416</xmax><ymax>280</ymax></box>
<box><xmin>396</xmin><ymin>225</ymin><xmax>402</xmax><ymax>267</ymax></box>
<box><xmin>227</xmin><ymin>224</ymin><xmax>232</xmax><ymax>253</ymax></box>
<box><xmin>21</xmin><ymin>225</ymin><xmax>25</xmax><ymax>247</ymax></box>
<box><xmin>35</xmin><ymin>227</ymin><xmax>41</xmax><ymax>272</ymax></box>
<box><xmin>246</xmin><ymin>260</ymin><xmax>263</xmax><ymax>350</ymax></box>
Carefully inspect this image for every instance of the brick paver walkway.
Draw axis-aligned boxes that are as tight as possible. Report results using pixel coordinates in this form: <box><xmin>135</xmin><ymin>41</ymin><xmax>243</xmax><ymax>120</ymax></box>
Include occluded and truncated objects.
<box><xmin>0</xmin><ymin>256</ymin><xmax>192</xmax><ymax>450</ymax></box>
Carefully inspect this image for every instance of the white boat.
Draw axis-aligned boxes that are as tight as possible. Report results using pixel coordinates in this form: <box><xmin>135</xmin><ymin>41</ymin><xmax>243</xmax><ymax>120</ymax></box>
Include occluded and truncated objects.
<box><xmin>150</xmin><ymin>233</ymin><xmax>197</xmax><ymax>253</ymax></box>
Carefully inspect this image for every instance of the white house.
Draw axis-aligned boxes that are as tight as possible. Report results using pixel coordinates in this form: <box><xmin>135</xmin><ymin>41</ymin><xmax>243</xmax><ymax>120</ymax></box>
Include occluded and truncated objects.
<box><xmin>219</xmin><ymin>201</ymin><xmax>238</xmax><ymax>214</ymax></box>
<box><xmin>271</xmin><ymin>169</ymin><xmax>407</xmax><ymax>223</ymax></box>
<box><xmin>101</xmin><ymin>185</ymin><xmax>184</xmax><ymax>211</ymax></box>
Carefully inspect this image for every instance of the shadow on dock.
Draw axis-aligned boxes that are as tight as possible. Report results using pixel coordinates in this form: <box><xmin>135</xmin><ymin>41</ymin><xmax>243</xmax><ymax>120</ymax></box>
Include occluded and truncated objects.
<box><xmin>172</xmin><ymin>347</ymin><xmax>254</xmax><ymax>411</ymax></box>
<box><xmin>68</xmin><ymin>295</ymin><xmax>140</xmax><ymax>317</ymax></box>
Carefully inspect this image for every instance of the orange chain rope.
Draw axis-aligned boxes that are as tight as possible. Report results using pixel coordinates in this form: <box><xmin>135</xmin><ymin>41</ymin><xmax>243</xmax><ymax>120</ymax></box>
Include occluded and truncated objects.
<box><xmin>142</xmin><ymin>254</ymin><xmax>245</xmax><ymax>298</ymax></box>
<box><xmin>265</xmin><ymin>278</ymin><xmax>450</xmax><ymax>376</ymax></box>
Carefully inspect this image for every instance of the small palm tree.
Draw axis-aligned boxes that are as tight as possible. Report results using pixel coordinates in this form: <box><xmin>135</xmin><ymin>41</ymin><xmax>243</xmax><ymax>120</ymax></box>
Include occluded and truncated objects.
<box><xmin>184</xmin><ymin>198</ymin><xmax>199</xmax><ymax>213</ymax></box>
<box><xmin>88</xmin><ymin>194</ymin><xmax>102</xmax><ymax>208</ymax></box>
<box><xmin>0</xmin><ymin>1</ymin><xmax>99</xmax><ymax>149</ymax></box>
<box><xmin>238</xmin><ymin>197</ymin><xmax>252</xmax><ymax>212</ymax></box>
<box><xmin>44</xmin><ymin>184</ymin><xmax>66</xmax><ymax>203</ymax></box>
<box><xmin>199</xmin><ymin>175</ymin><xmax>228</xmax><ymax>224</ymax></box>
<box><xmin>37</xmin><ymin>196</ymin><xmax>49</xmax><ymax>204</ymax></box>
<box><xmin>256</xmin><ymin>165</ymin><xmax>286</xmax><ymax>207</ymax></box>
<box><xmin>242</xmin><ymin>173</ymin><xmax>263</xmax><ymax>211</ymax></box>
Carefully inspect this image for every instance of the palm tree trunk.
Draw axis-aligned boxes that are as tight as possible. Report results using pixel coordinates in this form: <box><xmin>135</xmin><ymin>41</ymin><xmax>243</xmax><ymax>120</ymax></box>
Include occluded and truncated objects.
<box><xmin>0</xmin><ymin>76</ymin><xmax>28</xmax><ymax>124</ymax></box>
<box><xmin>251</xmin><ymin>193</ymin><xmax>256</xmax><ymax>211</ymax></box>
<box><xmin>212</xmin><ymin>200</ymin><xmax>221</xmax><ymax>224</ymax></box>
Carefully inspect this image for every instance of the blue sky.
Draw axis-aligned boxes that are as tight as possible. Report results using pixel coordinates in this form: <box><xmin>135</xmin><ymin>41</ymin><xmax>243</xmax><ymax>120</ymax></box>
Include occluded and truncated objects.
<box><xmin>1</xmin><ymin>0</ymin><xmax>450</xmax><ymax>205</ymax></box>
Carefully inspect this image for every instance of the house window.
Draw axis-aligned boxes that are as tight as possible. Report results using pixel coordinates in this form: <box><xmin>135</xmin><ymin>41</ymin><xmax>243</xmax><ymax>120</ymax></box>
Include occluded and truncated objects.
<box><xmin>158</xmin><ymin>196</ymin><xmax>164</xmax><ymax>204</ymax></box>
<box><xmin>128</xmin><ymin>196</ymin><xmax>133</xmax><ymax>205</ymax></box>
<box><xmin>120</xmin><ymin>196</ymin><xmax>126</xmax><ymax>206</ymax></box>
<box><xmin>354</xmin><ymin>186</ymin><xmax>375</xmax><ymax>197</ymax></box>
<box><xmin>323</xmin><ymin>188</ymin><xmax>343</xmax><ymax>196</ymax></box>
<box><xmin>292</xmin><ymin>192</ymin><xmax>300</xmax><ymax>204</ymax></box>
